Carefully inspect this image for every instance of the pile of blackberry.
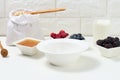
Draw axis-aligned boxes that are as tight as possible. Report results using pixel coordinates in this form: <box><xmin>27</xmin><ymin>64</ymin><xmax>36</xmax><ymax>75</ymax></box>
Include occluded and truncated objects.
<box><xmin>69</xmin><ymin>33</ymin><xmax>85</xmax><ymax>40</ymax></box>
<box><xmin>96</xmin><ymin>36</ymin><xmax>120</xmax><ymax>49</ymax></box>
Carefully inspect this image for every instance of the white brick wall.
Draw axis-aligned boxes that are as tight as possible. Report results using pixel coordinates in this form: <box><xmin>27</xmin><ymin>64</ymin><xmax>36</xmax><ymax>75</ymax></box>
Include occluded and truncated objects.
<box><xmin>0</xmin><ymin>0</ymin><xmax>5</xmax><ymax>17</ymax></box>
<box><xmin>0</xmin><ymin>0</ymin><xmax>120</xmax><ymax>36</ymax></box>
<box><xmin>79</xmin><ymin>0</ymin><xmax>106</xmax><ymax>17</ymax></box>
<box><xmin>0</xmin><ymin>18</ymin><xmax>8</xmax><ymax>35</ymax></box>
<box><xmin>108</xmin><ymin>0</ymin><xmax>120</xmax><ymax>17</ymax></box>
<box><xmin>56</xmin><ymin>0</ymin><xmax>80</xmax><ymax>17</ymax></box>
<box><xmin>37</xmin><ymin>18</ymin><xmax>80</xmax><ymax>35</ymax></box>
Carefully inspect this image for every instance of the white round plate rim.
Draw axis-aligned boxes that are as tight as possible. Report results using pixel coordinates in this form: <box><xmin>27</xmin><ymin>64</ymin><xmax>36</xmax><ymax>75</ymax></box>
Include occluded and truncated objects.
<box><xmin>37</xmin><ymin>39</ymin><xmax>90</xmax><ymax>54</ymax></box>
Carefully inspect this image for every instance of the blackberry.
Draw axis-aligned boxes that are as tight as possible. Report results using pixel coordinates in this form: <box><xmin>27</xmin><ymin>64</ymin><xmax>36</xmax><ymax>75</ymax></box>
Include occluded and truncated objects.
<box><xmin>97</xmin><ymin>36</ymin><xmax>120</xmax><ymax>49</ymax></box>
<box><xmin>104</xmin><ymin>39</ymin><xmax>110</xmax><ymax>44</ymax></box>
<box><xmin>107</xmin><ymin>36</ymin><xmax>114</xmax><ymax>41</ymax></box>
<box><xmin>104</xmin><ymin>43</ymin><xmax>113</xmax><ymax>49</ymax></box>
<box><xmin>107</xmin><ymin>37</ymin><xmax>114</xmax><ymax>43</ymax></box>
<box><xmin>114</xmin><ymin>37</ymin><xmax>119</xmax><ymax>42</ymax></box>
<box><xmin>113</xmin><ymin>41</ymin><xmax>119</xmax><ymax>47</ymax></box>
<box><xmin>96</xmin><ymin>40</ymin><xmax>103</xmax><ymax>46</ymax></box>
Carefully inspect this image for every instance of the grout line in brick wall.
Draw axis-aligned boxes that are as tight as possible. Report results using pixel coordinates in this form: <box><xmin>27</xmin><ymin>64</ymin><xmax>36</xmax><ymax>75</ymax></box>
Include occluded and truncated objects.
<box><xmin>55</xmin><ymin>0</ymin><xmax>57</xmax><ymax>18</ymax></box>
<box><xmin>4</xmin><ymin>0</ymin><xmax>6</xmax><ymax>18</ymax></box>
<box><xmin>106</xmin><ymin>0</ymin><xmax>109</xmax><ymax>17</ymax></box>
<box><xmin>80</xmin><ymin>18</ymin><xmax>82</xmax><ymax>33</ymax></box>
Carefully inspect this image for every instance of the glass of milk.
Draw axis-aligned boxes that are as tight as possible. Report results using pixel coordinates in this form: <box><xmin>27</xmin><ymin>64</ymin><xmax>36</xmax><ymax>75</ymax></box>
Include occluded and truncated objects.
<box><xmin>93</xmin><ymin>19</ymin><xmax>111</xmax><ymax>42</ymax></box>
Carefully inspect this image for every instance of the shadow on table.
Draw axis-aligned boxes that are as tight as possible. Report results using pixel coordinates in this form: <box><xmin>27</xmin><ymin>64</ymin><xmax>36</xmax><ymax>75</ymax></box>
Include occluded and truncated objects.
<box><xmin>110</xmin><ymin>55</ymin><xmax>120</xmax><ymax>62</ymax></box>
<box><xmin>19</xmin><ymin>52</ymin><xmax>44</xmax><ymax>59</ymax></box>
<box><xmin>46</xmin><ymin>55</ymin><xmax>100</xmax><ymax>73</ymax></box>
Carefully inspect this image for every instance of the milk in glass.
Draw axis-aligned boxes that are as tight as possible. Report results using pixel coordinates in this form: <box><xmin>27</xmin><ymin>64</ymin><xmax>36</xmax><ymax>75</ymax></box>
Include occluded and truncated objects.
<box><xmin>93</xmin><ymin>19</ymin><xmax>111</xmax><ymax>42</ymax></box>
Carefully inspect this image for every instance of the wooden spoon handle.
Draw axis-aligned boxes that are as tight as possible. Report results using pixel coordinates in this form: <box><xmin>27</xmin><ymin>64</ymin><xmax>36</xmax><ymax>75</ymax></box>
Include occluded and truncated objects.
<box><xmin>0</xmin><ymin>41</ymin><xmax>4</xmax><ymax>49</ymax></box>
<box><xmin>30</xmin><ymin>8</ymin><xmax>65</xmax><ymax>15</ymax></box>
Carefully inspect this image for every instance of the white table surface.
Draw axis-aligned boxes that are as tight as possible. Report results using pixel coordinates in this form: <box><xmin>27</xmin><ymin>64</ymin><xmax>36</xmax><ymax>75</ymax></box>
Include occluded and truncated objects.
<box><xmin>0</xmin><ymin>36</ymin><xmax>120</xmax><ymax>80</ymax></box>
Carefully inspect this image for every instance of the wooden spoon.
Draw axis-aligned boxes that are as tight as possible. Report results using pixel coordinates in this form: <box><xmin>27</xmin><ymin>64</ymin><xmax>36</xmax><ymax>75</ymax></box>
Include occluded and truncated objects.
<box><xmin>0</xmin><ymin>41</ymin><xmax>8</xmax><ymax>57</ymax></box>
<box><xmin>13</xmin><ymin>8</ymin><xmax>65</xmax><ymax>16</ymax></box>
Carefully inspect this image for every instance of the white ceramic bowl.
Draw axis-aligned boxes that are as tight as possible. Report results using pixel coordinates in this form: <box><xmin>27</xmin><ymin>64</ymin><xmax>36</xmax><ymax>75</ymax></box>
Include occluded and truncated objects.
<box><xmin>14</xmin><ymin>37</ymin><xmax>41</xmax><ymax>56</ymax></box>
<box><xmin>97</xmin><ymin>45</ymin><xmax>120</xmax><ymax>58</ymax></box>
<box><xmin>37</xmin><ymin>39</ymin><xmax>89</xmax><ymax>66</ymax></box>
